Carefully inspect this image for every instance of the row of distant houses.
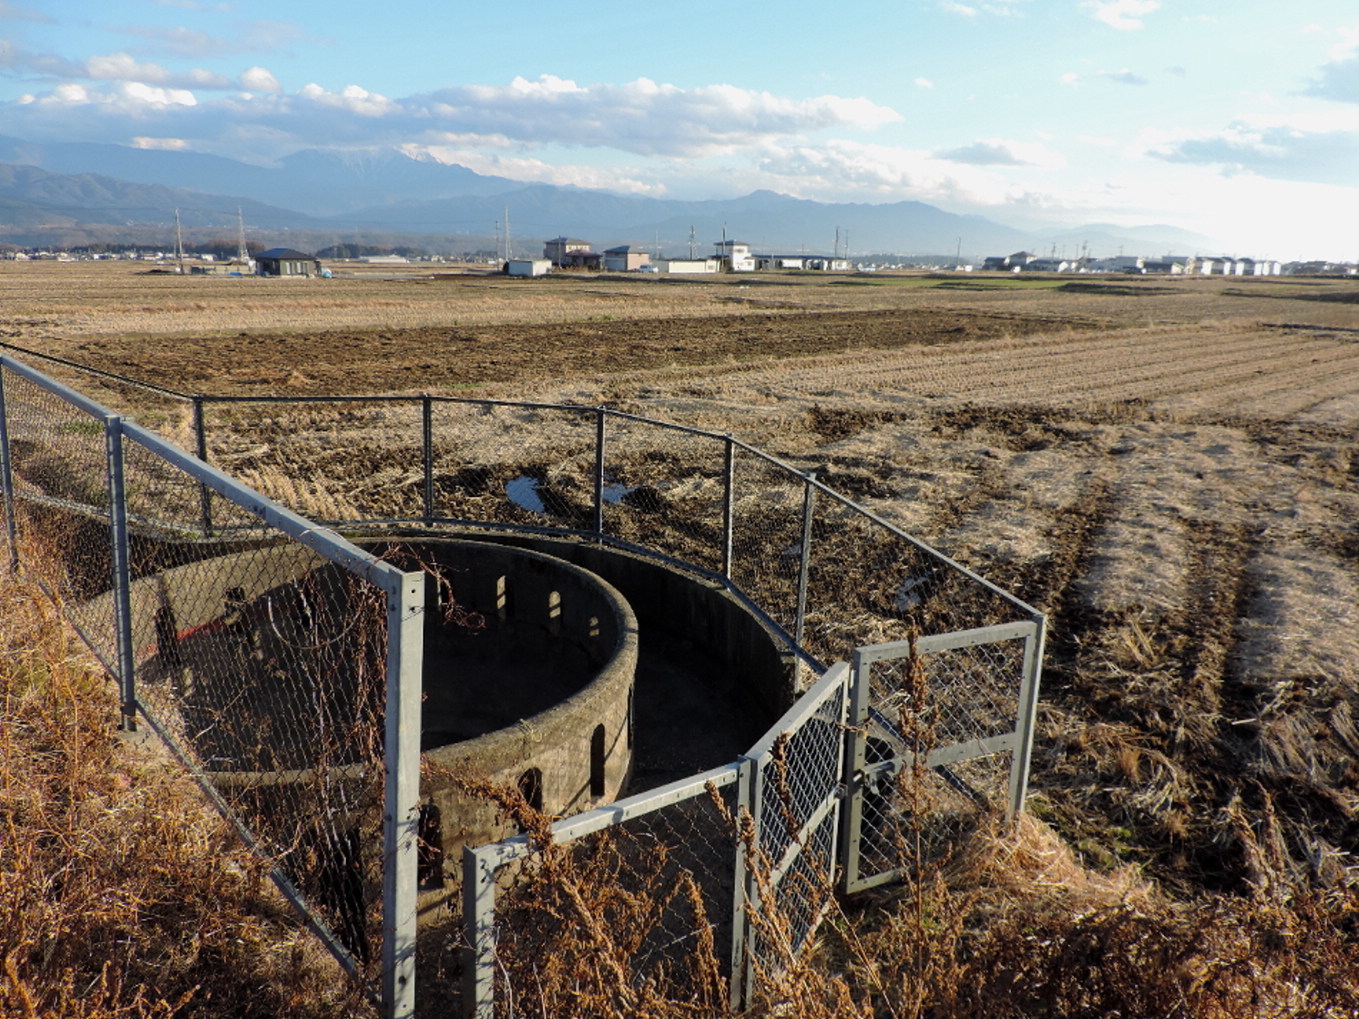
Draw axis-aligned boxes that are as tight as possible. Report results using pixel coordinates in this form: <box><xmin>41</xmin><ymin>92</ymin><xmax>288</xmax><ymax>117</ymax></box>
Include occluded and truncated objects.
<box><xmin>508</xmin><ymin>238</ymin><xmax>853</xmax><ymax>276</ymax></box>
<box><xmin>982</xmin><ymin>251</ymin><xmax>1287</xmax><ymax>276</ymax></box>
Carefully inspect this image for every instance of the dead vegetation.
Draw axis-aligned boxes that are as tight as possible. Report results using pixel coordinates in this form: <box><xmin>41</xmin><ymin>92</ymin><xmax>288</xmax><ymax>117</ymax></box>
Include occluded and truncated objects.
<box><xmin>4</xmin><ymin>266</ymin><xmax>1359</xmax><ymax>1015</ymax></box>
<box><xmin>0</xmin><ymin>537</ymin><xmax>376</xmax><ymax>1019</ymax></box>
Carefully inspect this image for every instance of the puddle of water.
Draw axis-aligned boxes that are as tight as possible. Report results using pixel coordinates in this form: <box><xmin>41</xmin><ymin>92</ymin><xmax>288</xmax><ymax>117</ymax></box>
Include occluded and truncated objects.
<box><xmin>508</xmin><ymin>474</ymin><xmax>639</xmax><ymax>514</ymax></box>
<box><xmin>505</xmin><ymin>475</ymin><xmax>546</xmax><ymax>514</ymax></box>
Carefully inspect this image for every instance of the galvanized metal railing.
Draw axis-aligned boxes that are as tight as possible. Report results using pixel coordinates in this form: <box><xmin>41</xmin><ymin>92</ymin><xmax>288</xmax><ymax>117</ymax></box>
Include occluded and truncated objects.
<box><xmin>0</xmin><ymin>346</ymin><xmax>1046</xmax><ymax>1017</ymax></box>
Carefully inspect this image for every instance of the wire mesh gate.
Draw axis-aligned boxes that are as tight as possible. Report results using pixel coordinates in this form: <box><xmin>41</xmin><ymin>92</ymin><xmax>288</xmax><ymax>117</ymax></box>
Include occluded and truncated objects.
<box><xmin>462</xmin><ymin>663</ymin><xmax>853</xmax><ymax>1017</ymax></box>
<box><xmin>841</xmin><ymin>621</ymin><xmax>1044</xmax><ymax>893</ymax></box>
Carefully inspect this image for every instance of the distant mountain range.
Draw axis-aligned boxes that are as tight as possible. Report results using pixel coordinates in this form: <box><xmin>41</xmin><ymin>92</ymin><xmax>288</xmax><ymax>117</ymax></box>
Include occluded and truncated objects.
<box><xmin>0</xmin><ymin>136</ymin><xmax>1219</xmax><ymax>258</ymax></box>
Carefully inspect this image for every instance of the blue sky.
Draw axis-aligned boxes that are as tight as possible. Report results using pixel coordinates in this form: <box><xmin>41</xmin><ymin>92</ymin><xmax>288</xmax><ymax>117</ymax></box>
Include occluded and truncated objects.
<box><xmin>2</xmin><ymin>0</ymin><xmax>1357</xmax><ymax>259</ymax></box>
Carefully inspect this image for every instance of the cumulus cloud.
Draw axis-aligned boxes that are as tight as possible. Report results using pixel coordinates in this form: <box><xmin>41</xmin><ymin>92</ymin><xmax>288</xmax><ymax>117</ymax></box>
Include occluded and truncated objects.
<box><xmin>413</xmin><ymin>76</ymin><xmax>902</xmax><ymax>157</ymax></box>
<box><xmin>0</xmin><ymin>41</ymin><xmax>233</xmax><ymax>89</ymax></box>
<box><xmin>1151</xmin><ymin>124</ymin><xmax>1359</xmax><ymax>187</ymax></box>
<box><xmin>1084</xmin><ymin>0</ymin><xmax>1160</xmax><ymax>30</ymax></box>
<box><xmin>914</xmin><ymin>77</ymin><xmax>935</xmax><ymax>89</ymax></box>
<box><xmin>240</xmin><ymin>66</ymin><xmax>282</xmax><ymax>93</ymax></box>
<box><xmin>0</xmin><ymin>72</ymin><xmax>905</xmax><ymax>170</ymax></box>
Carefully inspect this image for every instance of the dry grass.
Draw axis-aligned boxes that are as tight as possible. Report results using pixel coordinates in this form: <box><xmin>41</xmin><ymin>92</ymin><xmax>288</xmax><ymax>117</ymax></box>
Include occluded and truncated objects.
<box><xmin>0</xmin><ymin>536</ymin><xmax>376</xmax><ymax>1019</ymax></box>
<box><xmin>4</xmin><ymin>260</ymin><xmax>1355</xmax><ymax>348</ymax></box>
<box><xmin>6</xmin><ymin>264</ymin><xmax>1359</xmax><ymax>1015</ymax></box>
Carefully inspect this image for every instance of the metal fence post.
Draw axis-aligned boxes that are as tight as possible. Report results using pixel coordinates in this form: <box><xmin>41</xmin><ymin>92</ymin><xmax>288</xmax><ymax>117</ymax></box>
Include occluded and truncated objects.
<box><xmin>838</xmin><ymin>650</ymin><xmax>872</xmax><ymax>894</ymax></box>
<box><xmin>463</xmin><ymin>844</ymin><xmax>499</xmax><ymax>1019</ymax></box>
<box><xmin>421</xmin><ymin>395</ymin><xmax>434</xmax><ymax>527</ymax></box>
<box><xmin>191</xmin><ymin>395</ymin><xmax>213</xmax><ymax>536</ymax></box>
<box><xmin>721</xmin><ymin>436</ymin><xmax>735</xmax><ymax>580</ymax></box>
<box><xmin>593</xmin><ymin>406</ymin><xmax>607</xmax><ymax>536</ymax></box>
<box><xmin>105</xmin><ymin>415</ymin><xmax>137</xmax><ymax>732</ymax></box>
<box><xmin>0</xmin><ymin>367</ymin><xmax>18</xmax><ymax>572</ymax></box>
<box><xmin>382</xmin><ymin>569</ymin><xmax>424</xmax><ymax>1019</ymax></box>
<box><xmin>794</xmin><ymin>471</ymin><xmax>816</xmax><ymax>647</ymax></box>
<box><xmin>730</xmin><ymin>754</ymin><xmax>761</xmax><ymax>1010</ymax></box>
<box><xmin>1007</xmin><ymin>617</ymin><xmax>1046</xmax><ymax>820</ymax></box>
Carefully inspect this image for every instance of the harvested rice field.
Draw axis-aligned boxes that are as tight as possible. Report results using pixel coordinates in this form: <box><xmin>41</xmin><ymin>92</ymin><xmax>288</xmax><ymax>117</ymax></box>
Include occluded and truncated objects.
<box><xmin>6</xmin><ymin>256</ymin><xmax>1359</xmax><ymax>899</ymax></box>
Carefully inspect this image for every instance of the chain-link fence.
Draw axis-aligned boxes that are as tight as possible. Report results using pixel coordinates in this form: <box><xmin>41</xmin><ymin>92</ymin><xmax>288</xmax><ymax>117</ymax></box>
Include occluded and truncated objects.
<box><xmin>0</xmin><ymin>357</ymin><xmax>424</xmax><ymax>1019</ymax></box>
<box><xmin>0</xmin><ymin>350</ymin><xmax>1045</xmax><ymax>1018</ymax></box>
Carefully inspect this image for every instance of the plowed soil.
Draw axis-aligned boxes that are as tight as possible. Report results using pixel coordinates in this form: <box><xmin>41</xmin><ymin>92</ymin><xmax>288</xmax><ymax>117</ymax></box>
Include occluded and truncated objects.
<box><xmin>6</xmin><ymin>260</ymin><xmax>1359</xmax><ymax>897</ymax></box>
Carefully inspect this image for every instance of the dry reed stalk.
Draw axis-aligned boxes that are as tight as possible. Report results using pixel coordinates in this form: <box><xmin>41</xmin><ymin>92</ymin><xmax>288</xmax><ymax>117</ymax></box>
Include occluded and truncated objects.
<box><xmin>0</xmin><ymin>532</ymin><xmax>375</xmax><ymax>1019</ymax></box>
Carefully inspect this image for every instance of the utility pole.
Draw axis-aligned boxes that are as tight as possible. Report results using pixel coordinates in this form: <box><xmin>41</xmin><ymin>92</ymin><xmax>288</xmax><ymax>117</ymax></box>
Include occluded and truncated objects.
<box><xmin>173</xmin><ymin>208</ymin><xmax>185</xmax><ymax>274</ymax></box>
<box><xmin>236</xmin><ymin>207</ymin><xmax>250</xmax><ymax>266</ymax></box>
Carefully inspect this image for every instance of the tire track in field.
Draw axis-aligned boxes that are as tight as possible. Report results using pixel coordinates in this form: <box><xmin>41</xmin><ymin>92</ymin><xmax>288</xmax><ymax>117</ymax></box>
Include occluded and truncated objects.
<box><xmin>966</xmin><ymin>329</ymin><xmax>1348</xmax><ymax>411</ymax></box>
<box><xmin>650</xmin><ymin>323</ymin><xmax>1359</xmax><ymax>427</ymax></box>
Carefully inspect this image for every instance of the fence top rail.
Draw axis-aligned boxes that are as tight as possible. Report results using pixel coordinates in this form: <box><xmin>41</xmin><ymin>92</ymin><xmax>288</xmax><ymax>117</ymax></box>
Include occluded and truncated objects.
<box><xmin>120</xmin><ymin>419</ymin><xmax>406</xmax><ymax>589</ymax></box>
<box><xmin>1</xmin><ymin>350</ymin><xmax>1041</xmax><ymax>622</ymax></box>
<box><xmin>854</xmin><ymin>620</ymin><xmax>1042</xmax><ymax>666</ymax></box>
<box><xmin>2</xmin><ymin>356</ymin><xmax>130</xmax><ymax>420</ymax></box>
<box><xmin>196</xmin><ymin>392</ymin><xmax>601</xmax><ymax>417</ymax></box>
<box><xmin>473</xmin><ymin>762</ymin><xmax>743</xmax><ymax>868</ymax></box>
<box><xmin>0</xmin><ymin>346</ymin><xmax>190</xmax><ymax>402</ymax></box>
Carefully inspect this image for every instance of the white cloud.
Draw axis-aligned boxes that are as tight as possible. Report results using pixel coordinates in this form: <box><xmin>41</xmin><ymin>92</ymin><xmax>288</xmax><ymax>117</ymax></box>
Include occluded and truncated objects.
<box><xmin>914</xmin><ymin>77</ymin><xmax>935</xmax><ymax>89</ymax></box>
<box><xmin>132</xmin><ymin>136</ymin><xmax>190</xmax><ymax>150</ymax></box>
<box><xmin>297</xmin><ymin>82</ymin><xmax>397</xmax><ymax>117</ymax></box>
<box><xmin>410</xmin><ymin>145</ymin><xmax>666</xmax><ymax>196</ymax></box>
<box><xmin>240</xmin><ymin>66</ymin><xmax>281</xmax><ymax>93</ymax></box>
<box><xmin>1084</xmin><ymin>0</ymin><xmax>1161</xmax><ymax>31</ymax></box>
<box><xmin>1059</xmin><ymin>73</ymin><xmax>1081</xmax><ymax>86</ymax></box>
<box><xmin>414</xmin><ymin>76</ymin><xmax>902</xmax><ymax>157</ymax></box>
<box><xmin>937</xmin><ymin>0</ymin><xmax>1029</xmax><ymax>16</ymax></box>
<box><xmin>122</xmin><ymin>81</ymin><xmax>198</xmax><ymax>107</ymax></box>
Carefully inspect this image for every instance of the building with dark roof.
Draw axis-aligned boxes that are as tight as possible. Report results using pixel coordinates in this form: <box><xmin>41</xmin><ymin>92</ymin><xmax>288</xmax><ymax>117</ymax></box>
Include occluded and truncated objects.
<box><xmin>255</xmin><ymin>248</ymin><xmax>320</xmax><ymax>277</ymax></box>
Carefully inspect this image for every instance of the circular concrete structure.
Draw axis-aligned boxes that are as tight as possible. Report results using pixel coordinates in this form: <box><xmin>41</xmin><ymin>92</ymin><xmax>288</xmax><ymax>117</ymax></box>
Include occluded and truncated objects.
<box><xmin>370</xmin><ymin>539</ymin><xmax>638</xmax><ymax>901</ymax></box>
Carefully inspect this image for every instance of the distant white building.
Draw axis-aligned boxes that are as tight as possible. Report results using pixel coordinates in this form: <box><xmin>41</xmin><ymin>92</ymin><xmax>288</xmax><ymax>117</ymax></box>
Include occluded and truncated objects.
<box><xmin>506</xmin><ymin>258</ymin><xmax>551</xmax><ymax>277</ymax></box>
<box><xmin>656</xmin><ymin>258</ymin><xmax>719</xmax><ymax>274</ymax></box>
<box><xmin>714</xmin><ymin>240</ymin><xmax>756</xmax><ymax>272</ymax></box>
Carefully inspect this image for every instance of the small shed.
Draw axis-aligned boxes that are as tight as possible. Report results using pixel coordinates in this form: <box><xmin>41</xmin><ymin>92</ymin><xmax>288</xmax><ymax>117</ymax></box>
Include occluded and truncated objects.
<box><xmin>255</xmin><ymin>248</ymin><xmax>319</xmax><ymax>277</ymax></box>
<box><xmin>506</xmin><ymin>259</ymin><xmax>551</xmax><ymax>277</ymax></box>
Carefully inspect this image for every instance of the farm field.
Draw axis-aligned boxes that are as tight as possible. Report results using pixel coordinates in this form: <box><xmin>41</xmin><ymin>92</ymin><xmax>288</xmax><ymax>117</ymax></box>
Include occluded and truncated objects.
<box><xmin>4</xmin><ymin>258</ymin><xmax>1359</xmax><ymax>1011</ymax></box>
